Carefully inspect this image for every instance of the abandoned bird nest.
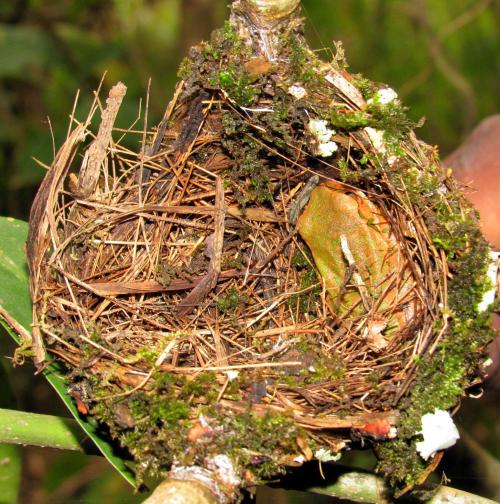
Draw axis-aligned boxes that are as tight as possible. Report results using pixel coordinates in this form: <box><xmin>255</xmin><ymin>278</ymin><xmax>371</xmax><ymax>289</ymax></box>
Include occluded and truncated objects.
<box><xmin>26</xmin><ymin>0</ymin><xmax>495</xmax><ymax>498</ymax></box>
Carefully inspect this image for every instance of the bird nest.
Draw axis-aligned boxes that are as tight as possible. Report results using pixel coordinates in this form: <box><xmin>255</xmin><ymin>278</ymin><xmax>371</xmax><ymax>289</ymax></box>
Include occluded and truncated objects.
<box><xmin>26</xmin><ymin>2</ymin><xmax>494</xmax><ymax>498</ymax></box>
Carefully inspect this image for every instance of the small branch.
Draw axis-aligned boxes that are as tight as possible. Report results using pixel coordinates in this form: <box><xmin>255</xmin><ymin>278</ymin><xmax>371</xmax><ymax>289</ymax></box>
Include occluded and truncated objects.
<box><xmin>142</xmin><ymin>479</ymin><xmax>217</xmax><ymax>504</ymax></box>
<box><xmin>275</xmin><ymin>464</ymin><xmax>499</xmax><ymax>504</ymax></box>
<box><xmin>0</xmin><ymin>408</ymin><xmax>89</xmax><ymax>452</ymax></box>
<box><xmin>340</xmin><ymin>234</ymin><xmax>371</xmax><ymax>310</ymax></box>
<box><xmin>231</xmin><ymin>0</ymin><xmax>302</xmax><ymax>61</ymax></box>
<box><xmin>178</xmin><ymin>177</ymin><xmax>225</xmax><ymax>315</ymax></box>
<box><xmin>77</xmin><ymin>82</ymin><xmax>127</xmax><ymax>197</ymax></box>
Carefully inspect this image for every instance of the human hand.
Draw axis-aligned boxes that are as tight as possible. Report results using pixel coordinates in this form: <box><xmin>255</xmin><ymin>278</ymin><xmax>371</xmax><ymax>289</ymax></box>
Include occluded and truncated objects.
<box><xmin>445</xmin><ymin>115</ymin><xmax>500</xmax><ymax>385</ymax></box>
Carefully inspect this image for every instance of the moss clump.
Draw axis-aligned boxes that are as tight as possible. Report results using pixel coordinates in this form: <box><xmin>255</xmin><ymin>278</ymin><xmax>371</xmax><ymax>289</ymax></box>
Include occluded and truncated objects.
<box><xmin>212</xmin><ymin>409</ymin><xmax>303</xmax><ymax>480</ymax></box>
<box><xmin>329</xmin><ymin>101</ymin><xmax>415</xmax><ymax>141</ymax></box>
<box><xmin>90</xmin><ymin>376</ymin><xmax>306</xmax><ymax>484</ymax></box>
<box><xmin>376</xmin><ymin>207</ymin><xmax>493</xmax><ymax>489</ymax></box>
<box><xmin>216</xmin><ymin>286</ymin><xmax>243</xmax><ymax>313</ymax></box>
<box><xmin>375</xmin><ymin>439</ymin><xmax>426</xmax><ymax>488</ymax></box>
<box><xmin>329</xmin><ymin>109</ymin><xmax>371</xmax><ymax>130</ymax></box>
<box><xmin>89</xmin><ymin>373</ymin><xmax>219</xmax><ymax>483</ymax></box>
<box><xmin>220</xmin><ymin>116</ymin><xmax>274</xmax><ymax>205</ymax></box>
<box><xmin>286</xmin><ymin>32</ymin><xmax>317</xmax><ymax>83</ymax></box>
<box><xmin>305</xmin><ymin>351</ymin><xmax>346</xmax><ymax>383</ymax></box>
<box><xmin>218</xmin><ymin>68</ymin><xmax>260</xmax><ymax>107</ymax></box>
<box><xmin>288</xmin><ymin>250</ymin><xmax>322</xmax><ymax>315</ymax></box>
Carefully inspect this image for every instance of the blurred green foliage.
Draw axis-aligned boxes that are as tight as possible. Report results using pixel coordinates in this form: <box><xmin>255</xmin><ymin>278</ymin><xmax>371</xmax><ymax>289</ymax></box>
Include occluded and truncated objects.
<box><xmin>0</xmin><ymin>0</ymin><xmax>499</xmax><ymax>219</ymax></box>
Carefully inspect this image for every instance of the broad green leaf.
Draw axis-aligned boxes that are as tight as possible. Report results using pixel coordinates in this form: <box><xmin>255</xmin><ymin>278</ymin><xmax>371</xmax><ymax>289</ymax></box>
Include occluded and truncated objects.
<box><xmin>0</xmin><ymin>444</ymin><xmax>21</xmax><ymax>504</ymax></box>
<box><xmin>0</xmin><ymin>216</ymin><xmax>136</xmax><ymax>487</ymax></box>
<box><xmin>297</xmin><ymin>181</ymin><xmax>413</xmax><ymax>315</ymax></box>
<box><xmin>296</xmin><ymin>181</ymin><xmax>416</xmax><ymax>350</ymax></box>
<box><xmin>0</xmin><ymin>26</ymin><xmax>58</xmax><ymax>78</ymax></box>
<box><xmin>0</xmin><ymin>217</ymin><xmax>32</xmax><ymax>331</ymax></box>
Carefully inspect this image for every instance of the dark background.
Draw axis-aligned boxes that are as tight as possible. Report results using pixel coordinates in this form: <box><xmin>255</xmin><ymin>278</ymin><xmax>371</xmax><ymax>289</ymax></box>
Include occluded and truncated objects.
<box><xmin>0</xmin><ymin>1</ymin><xmax>499</xmax><ymax>502</ymax></box>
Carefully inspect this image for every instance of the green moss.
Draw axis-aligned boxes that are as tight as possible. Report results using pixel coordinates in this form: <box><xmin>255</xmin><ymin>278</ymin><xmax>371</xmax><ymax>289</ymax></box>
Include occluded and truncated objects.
<box><xmin>330</xmin><ymin>109</ymin><xmax>371</xmax><ymax>130</ymax></box>
<box><xmin>156</xmin><ymin>262</ymin><xmax>179</xmax><ymax>288</ymax></box>
<box><xmin>328</xmin><ymin>101</ymin><xmax>414</xmax><ymax>143</ymax></box>
<box><xmin>448</xmin><ymin>236</ymin><xmax>491</xmax><ymax>320</ymax></box>
<box><xmin>135</xmin><ymin>346</ymin><xmax>159</xmax><ymax>365</ymax></box>
<box><xmin>376</xmin><ymin>439</ymin><xmax>425</xmax><ymax>488</ymax></box>
<box><xmin>181</xmin><ymin>372</ymin><xmax>217</xmax><ymax>397</ymax></box>
<box><xmin>218</xmin><ymin>67</ymin><xmax>260</xmax><ymax>106</ymax></box>
<box><xmin>368</xmin><ymin>101</ymin><xmax>415</xmax><ymax>139</ymax></box>
<box><xmin>128</xmin><ymin>392</ymin><xmax>150</xmax><ymax>421</ymax></box>
<box><xmin>292</xmin><ymin>249</ymin><xmax>311</xmax><ymax>269</ymax></box>
<box><xmin>288</xmin><ymin>259</ymin><xmax>321</xmax><ymax>315</ymax></box>
<box><xmin>85</xmin><ymin>321</ymin><xmax>102</xmax><ymax>343</ymax></box>
<box><xmin>337</xmin><ymin>157</ymin><xmax>361</xmax><ymax>184</ymax></box>
<box><xmin>153</xmin><ymin>370</ymin><xmax>180</xmax><ymax>389</ymax></box>
<box><xmin>201</xmin><ymin>42</ymin><xmax>221</xmax><ymax>61</ymax></box>
<box><xmin>221</xmin><ymin>120</ymin><xmax>273</xmax><ymax>205</ymax></box>
<box><xmin>216</xmin><ymin>286</ymin><xmax>243</xmax><ymax>313</ymax></box>
<box><xmin>212</xmin><ymin>409</ymin><xmax>302</xmax><ymax>481</ymax></box>
<box><xmin>220</xmin><ymin>20</ymin><xmax>242</xmax><ymax>50</ymax></box>
<box><xmin>352</xmin><ymin>73</ymin><xmax>375</xmax><ymax>100</ymax></box>
<box><xmin>177</xmin><ymin>56</ymin><xmax>194</xmax><ymax>80</ymax></box>
<box><xmin>151</xmin><ymin>399</ymin><xmax>190</xmax><ymax>424</ymax></box>
<box><xmin>286</xmin><ymin>32</ymin><xmax>311</xmax><ymax>82</ymax></box>
<box><xmin>376</xmin><ymin>219</ymin><xmax>493</xmax><ymax>489</ymax></box>
<box><xmin>221</xmin><ymin>255</ymin><xmax>244</xmax><ymax>270</ymax></box>
<box><xmin>306</xmin><ymin>351</ymin><xmax>346</xmax><ymax>383</ymax></box>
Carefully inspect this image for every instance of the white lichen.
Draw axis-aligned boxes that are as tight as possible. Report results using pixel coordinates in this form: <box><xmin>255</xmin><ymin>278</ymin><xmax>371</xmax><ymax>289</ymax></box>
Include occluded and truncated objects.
<box><xmin>225</xmin><ymin>370</ymin><xmax>239</xmax><ymax>381</ymax></box>
<box><xmin>364</xmin><ymin>126</ymin><xmax>397</xmax><ymax>165</ymax></box>
<box><xmin>368</xmin><ymin>87</ymin><xmax>399</xmax><ymax>106</ymax></box>
<box><xmin>314</xmin><ymin>448</ymin><xmax>342</xmax><ymax>463</ymax></box>
<box><xmin>308</xmin><ymin>119</ymin><xmax>338</xmax><ymax>157</ymax></box>
<box><xmin>483</xmin><ymin>357</ymin><xmax>493</xmax><ymax>368</ymax></box>
<box><xmin>293</xmin><ymin>454</ymin><xmax>306</xmax><ymax>464</ymax></box>
<box><xmin>317</xmin><ymin>141</ymin><xmax>339</xmax><ymax>157</ymax></box>
<box><xmin>206</xmin><ymin>454</ymin><xmax>241</xmax><ymax>487</ymax></box>
<box><xmin>308</xmin><ymin>119</ymin><xmax>333</xmax><ymax>143</ymax></box>
<box><xmin>288</xmin><ymin>84</ymin><xmax>307</xmax><ymax>99</ymax></box>
<box><xmin>388</xmin><ymin>426</ymin><xmax>398</xmax><ymax>439</ymax></box>
<box><xmin>477</xmin><ymin>251</ymin><xmax>499</xmax><ymax>312</ymax></box>
<box><xmin>415</xmin><ymin>409</ymin><xmax>460</xmax><ymax>461</ymax></box>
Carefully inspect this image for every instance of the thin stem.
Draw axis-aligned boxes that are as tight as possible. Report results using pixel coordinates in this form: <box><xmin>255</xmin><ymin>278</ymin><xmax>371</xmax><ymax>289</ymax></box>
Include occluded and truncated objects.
<box><xmin>0</xmin><ymin>408</ymin><xmax>88</xmax><ymax>452</ymax></box>
<box><xmin>142</xmin><ymin>480</ymin><xmax>218</xmax><ymax>504</ymax></box>
<box><xmin>275</xmin><ymin>464</ymin><xmax>499</xmax><ymax>504</ymax></box>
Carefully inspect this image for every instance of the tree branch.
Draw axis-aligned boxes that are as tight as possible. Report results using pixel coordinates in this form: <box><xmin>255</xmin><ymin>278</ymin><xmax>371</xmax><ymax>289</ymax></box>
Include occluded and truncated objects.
<box><xmin>0</xmin><ymin>408</ymin><xmax>90</xmax><ymax>453</ymax></box>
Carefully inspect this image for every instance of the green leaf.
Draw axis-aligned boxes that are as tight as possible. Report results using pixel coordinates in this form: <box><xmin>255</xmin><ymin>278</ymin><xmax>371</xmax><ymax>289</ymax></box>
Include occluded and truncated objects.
<box><xmin>0</xmin><ymin>26</ymin><xmax>58</xmax><ymax>78</ymax></box>
<box><xmin>0</xmin><ymin>444</ymin><xmax>21</xmax><ymax>504</ymax></box>
<box><xmin>0</xmin><ymin>216</ymin><xmax>136</xmax><ymax>487</ymax></box>
<box><xmin>0</xmin><ymin>217</ymin><xmax>32</xmax><ymax>332</ymax></box>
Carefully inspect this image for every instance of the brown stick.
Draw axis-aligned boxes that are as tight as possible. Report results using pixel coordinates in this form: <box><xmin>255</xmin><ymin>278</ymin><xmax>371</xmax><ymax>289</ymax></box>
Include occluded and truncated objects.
<box><xmin>178</xmin><ymin>177</ymin><xmax>226</xmax><ymax>315</ymax></box>
<box><xmin>77</xmin><ymin>82</ymin><xmax>127</xmax><ymax>197</ymax></box>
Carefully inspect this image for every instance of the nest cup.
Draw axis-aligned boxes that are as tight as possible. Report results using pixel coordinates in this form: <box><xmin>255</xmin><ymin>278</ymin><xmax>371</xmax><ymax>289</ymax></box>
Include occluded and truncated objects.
<box><xmin>27</xmin><ymin>0</ymin><xmax>495</xmax><ymax>498</ymax></box>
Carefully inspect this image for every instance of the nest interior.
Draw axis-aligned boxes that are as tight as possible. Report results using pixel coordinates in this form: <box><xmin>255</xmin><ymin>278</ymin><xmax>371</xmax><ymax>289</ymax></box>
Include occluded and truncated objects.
<box><xmin>26</xmin><ymin>2</ymin><xmax>495</xmax><ymax>494</ymax></box>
